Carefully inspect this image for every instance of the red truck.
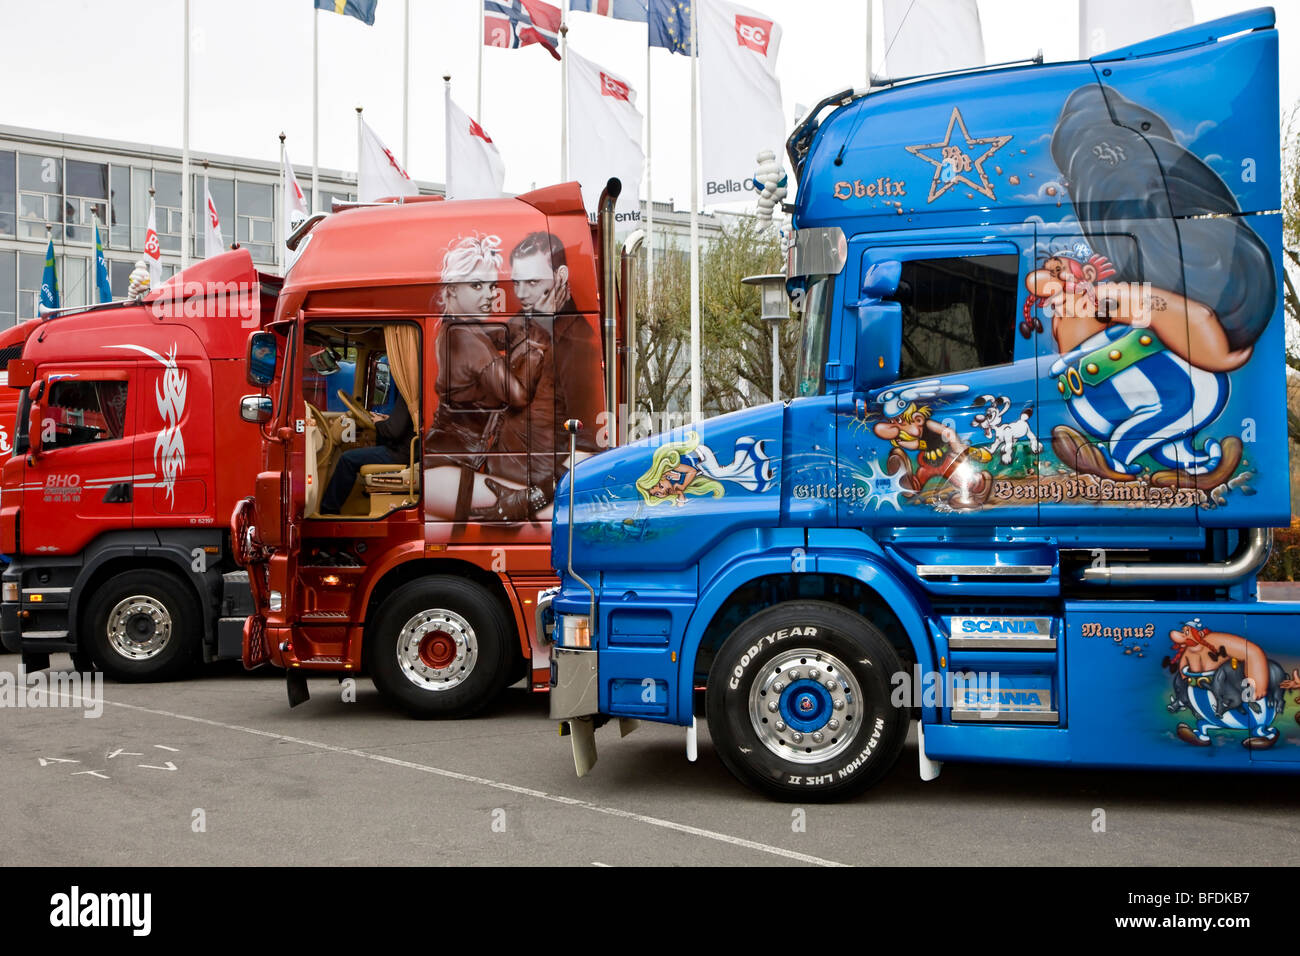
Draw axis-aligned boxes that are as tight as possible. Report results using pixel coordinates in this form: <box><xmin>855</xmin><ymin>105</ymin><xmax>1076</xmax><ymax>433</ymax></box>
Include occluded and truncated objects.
<box><xmin>235</xmin><ymin>183</ymin><xmax>632</xmax><ymax>717</ymax></box>
<box><xmin>1</xmin><ymin>250</ymin><xmax>279</xmax><ymax>680</ymax></box>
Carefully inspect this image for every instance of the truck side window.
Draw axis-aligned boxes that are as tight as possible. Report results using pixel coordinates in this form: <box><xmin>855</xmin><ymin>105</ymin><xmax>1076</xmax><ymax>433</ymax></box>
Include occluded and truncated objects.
<box><xmin>46</xmin><ymin>380</ymin><xmax>128</xmax><ymax>447</ymax></box>
<box><xmin>897</xmin><ymin>254</ymin><xmax>1018</xmax><ymax>381</ymax></box>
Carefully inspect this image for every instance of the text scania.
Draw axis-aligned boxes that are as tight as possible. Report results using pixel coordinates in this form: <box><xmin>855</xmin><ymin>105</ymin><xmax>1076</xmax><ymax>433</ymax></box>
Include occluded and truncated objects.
<box><xmin>49</xmin><ymin>886</ymin><xmax>151</xmax><ymax>936</ymax></box>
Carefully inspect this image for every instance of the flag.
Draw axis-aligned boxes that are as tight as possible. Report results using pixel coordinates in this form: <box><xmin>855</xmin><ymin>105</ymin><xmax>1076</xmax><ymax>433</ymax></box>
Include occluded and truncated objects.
<box><xmin>282</xmin><ymin>149</ymin><xmax>309</xmax><ymax>245</ymax></box>
<box><xmin>882</xmin><ymin>0</ymin><xmax>984</xmax><ymax>77</ymax></box>
<box><xmin>144</xmin><ymin>201</ymin><xmax>162</xmax><ymax>289</ymax></box>
<box><xmin>359</xmin><ymin>119</ymin><xmax>419</xmax><ymax>203</ymax></box>
<box><xmin>313</xmin><ymin>0</ymin><xmax>377</xmax><ymax>26</ymax></box>
<box><xmin>93</xmin><ymin>219</ymin><xmax>112</xmax><ymax>304</ymax></box>
<box><xmin>699</xmin><ymin>0</ymin><xmax>784</xmax><ymax>207</ymax></box>
<box><xmin>446</xmin><ymin>97</ymin><xmax>506</xmax><ymax>201</ymax></box>
<box><xmin>39</xmin><ymin>238</ymin><xmax>59</xmax><ymax>314</ymax></box>
<box><xmin>203</xmin><ymin>178</ymin><xmax>225</xmax><ymax>259</ymax></box>
<box><xmin>484</xmin><ymin>0</ymin><xmax>562</xmax><ymax>60</ymax></box>
<box><xmin>568</xmin><ymin>49</ymin><xmax>643</xmax><ymax>232</ymax></box>
<box><xmin>649</xmin><ymin>0</ymin><xmax>691</xmax><ymax>54</ymax></box>
<box><xmin>570</xmin><ymin>0</ymin><xmax>647</xmax><ymax>20</ymax></box>
<box><xmin>1078</xmin><ymin>0</ymin><xmax>1193</xmax><ymax>57</ymax></box>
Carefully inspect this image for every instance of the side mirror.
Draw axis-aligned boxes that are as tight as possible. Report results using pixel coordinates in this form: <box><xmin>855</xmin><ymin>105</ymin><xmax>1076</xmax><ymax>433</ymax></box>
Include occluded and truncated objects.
<box><xmin>854</xmin><ymin>302</ymin><xmax>902</xmax><ymax>392</ymax></box>
<box><xmin>240</xmin><ymin>395</ymin><xmax>273</xmax><ymax>424</ymax></box>
<box><xmin>860</xmin><ymin>260</ymin><xmax>901</xmax><ymax>300</ymax></box>
<box><xmin>246</xmin><ymin>331</ymin><xmax>278</xmax><ymax>388</ymax></box>
<box><xmin>6</xmin><ymin>359</ymin><xmax>34</xmax><ymax>389</ymax></box>
<box><xmin>26</xmin><ymin>380</ymin><xmax>45</xmax><ymax>457</ymax></box>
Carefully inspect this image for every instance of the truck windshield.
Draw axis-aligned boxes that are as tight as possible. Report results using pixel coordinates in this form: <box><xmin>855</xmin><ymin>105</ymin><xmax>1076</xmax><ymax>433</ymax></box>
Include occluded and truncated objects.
<box><xmin>794</xmin><ymin>275</ymin><xmax>833</xmax><ymax>397</ymax></box>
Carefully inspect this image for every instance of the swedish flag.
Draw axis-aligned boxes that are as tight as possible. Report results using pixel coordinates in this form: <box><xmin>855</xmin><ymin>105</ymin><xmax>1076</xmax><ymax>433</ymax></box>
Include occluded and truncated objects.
<box><xmin>649</xmin><ymin>0</ymin><xmax>691</xmax><ymax>54</ymax></box>
<box><xmin>314</xmin><ymin>0</ymin><xmax>377</xmax><ymax>26</ymax></box>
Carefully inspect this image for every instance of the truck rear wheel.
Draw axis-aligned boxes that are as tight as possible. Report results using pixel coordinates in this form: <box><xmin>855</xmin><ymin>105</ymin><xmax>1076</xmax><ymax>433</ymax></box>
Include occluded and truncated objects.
<box><xmin>368</xmin><ymin>577</ymin><xmax>513</xmax><ymax>718</ymax></box>
<box><xmin>85</xmin><ymin>570</ymin><xmax>200</xmax><ymax>682</ymax></box>
<box><xmin>706</xmin><ymin>601</ymin><xmax>908</xmax><ymax>801</ymax></box>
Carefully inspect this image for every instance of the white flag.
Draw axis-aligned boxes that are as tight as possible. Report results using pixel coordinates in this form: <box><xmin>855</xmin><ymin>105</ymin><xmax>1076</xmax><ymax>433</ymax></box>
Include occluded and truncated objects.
<box><xmin>203</xmin><ymin>177</ymin><xmax>224</xmax><ymax>259</ymax></box>
<box><xmin>1079</xmin><ymin>0</ymin><xmax>1193</xmax><ymax>58</ymax></box>
<box><xmin>567</xmin><ymin>49</ymin><xmax>643</xmax><ymax>233</ymax></box>
<box><xmin>144</xmin><ymin>201</ymin><xmax>162</xmax><ymax>288</ymax></box>
<box><xmin>699</xmin><ymin>0</ymin><xmax>785</xmax><ymax>208</ymax></box>
<box><xmin>445</xmin><ymin>97</ymin><xmax>506</xmax><ymax>201</ymax></box>
<box><xmin>282</xmin><ymin>149</ymin><xmax>309</xmax><ymax>246</ymax></box>
<box><xmin>882</xmin><ymin>0</ymin><xmax>984</xmax><ymax>77</ymax></box>
<box><xmin>359</xmin><ymin>119</ymin><xmax>419</xmax><ymax>203</ymax></box>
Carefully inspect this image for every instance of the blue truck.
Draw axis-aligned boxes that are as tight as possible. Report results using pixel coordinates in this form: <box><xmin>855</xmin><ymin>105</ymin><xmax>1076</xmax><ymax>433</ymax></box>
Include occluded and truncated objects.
<box><xmin>542</xmin><ymin>8</ymin><xmax>1300</xmax><ymax>800</ymax></box>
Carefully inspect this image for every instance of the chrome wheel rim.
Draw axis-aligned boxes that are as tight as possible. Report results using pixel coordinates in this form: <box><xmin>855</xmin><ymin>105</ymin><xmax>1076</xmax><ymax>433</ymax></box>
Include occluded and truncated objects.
<box><xmin>747</xmin><ymin>647</ymin><xmax>862</xmax><ymax>764</ymax></box>
<box><xmin>396</xmin><ymin>608</ymin><xmax>477</xmax><ymax>692</ymax></box>
<box><xmin>106</xmin><ymin>596</ymin><xmax>173</xmax><ymax>661</ymax></box>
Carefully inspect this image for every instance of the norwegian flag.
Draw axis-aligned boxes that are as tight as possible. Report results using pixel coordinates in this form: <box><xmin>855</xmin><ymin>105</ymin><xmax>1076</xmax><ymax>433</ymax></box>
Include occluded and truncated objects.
<box><xmin>484</xmin><ymin>0</ymin><xmax>562</xmax><ymax>60</ymax></box>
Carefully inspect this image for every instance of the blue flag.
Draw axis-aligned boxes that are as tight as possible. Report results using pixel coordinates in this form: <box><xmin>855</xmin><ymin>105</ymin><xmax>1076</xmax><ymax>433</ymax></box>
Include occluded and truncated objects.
<box><xmin>649</xmin><ymin>0</ymin><xmax>691</xmax><ymax>54</ymax></box>
<box><xmin>94</xmin><ymin>220</ymin><xmax>112</xmax><ymax>304</ymax></box>
<box><xmin>40</xmin><ymin>238</ymin><xmax>59</xmax><ymax>313</ymax></box>
<box><xmin>570</xmin><ymin>0</ymin><xmax>646</xmax><ymax>20</ymax></box>
<box><xmin>314</xmin><ymin>0</ymin><xmax>377</xmax><ymax>26</ymax></box>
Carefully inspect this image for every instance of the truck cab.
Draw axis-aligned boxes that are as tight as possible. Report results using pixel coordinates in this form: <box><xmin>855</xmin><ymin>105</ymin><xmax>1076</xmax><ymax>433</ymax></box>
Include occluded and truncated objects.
<box><xmin>1</xmin><ymin>250</ymin><xmax>279</xmax><ymax>679</ymax></box>
<box><xmin>235</xmin><ymin>184</ymin><xmax>627</xmax><ymax>717</ymax></box>
<box><xmin>546</xmin><ymin>10</ymin><xmax>1300</xmax><ymax>799</ymax></box>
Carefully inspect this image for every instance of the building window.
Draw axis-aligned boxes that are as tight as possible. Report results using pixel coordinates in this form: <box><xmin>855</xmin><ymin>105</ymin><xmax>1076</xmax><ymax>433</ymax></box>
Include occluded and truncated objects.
<box><xmin>237</xmin><ymin>180</ymin><xmax>274</xmax><ymax>263</ymax></box>
<box><xmin>897</xmin><ymin>254</ymin><xmax>1019</xmax><ymax>382</ymax></box>
<box><xmin>0</xmin><ymin>250</ymin><xmax>15</xmax><ymax>328</ymax></box>
<box><xmin>153</xmin><ymin>170</ymin><xmax>182</xmax><ymax>254</ymax></box>
<box><xmin>110</xmin><ymin>260</ymin><xmax>133</xmax><ymax>299</ymax></box>
<box><xmin>110</xmin><ymin>165</ymin><xmax>130</xmax><ymax>247</ymax></box>
<box><xmin>18</xmin><ymin>153</ymin><xmax>62</xmax><ymax>240</ymax></box>
<box><xmin>64</xmin><ymin>159</ymin><xmax>109</xmax><ymax>244</ymax></box>
<box><xmin>0</xmin><ymin>150</ymin><xmax>15</xmax><ymax>237</ymax></box>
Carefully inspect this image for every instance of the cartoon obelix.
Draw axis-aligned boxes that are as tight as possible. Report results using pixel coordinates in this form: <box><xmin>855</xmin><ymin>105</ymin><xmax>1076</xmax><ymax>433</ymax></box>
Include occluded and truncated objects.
<box><xmin>972</xmin><ymin>394</ymin><xmax>1042</xmax><ymax>466</ymax></box>
<box><xmin>1164</xmin><ymin>618</ymin><xmax>1288</xmax><ymax>749</ymax></box>
<box><xmin>1035</xmin><ymin>85</ymin><xmax>1275</xmax><ymax>491</ymax></box>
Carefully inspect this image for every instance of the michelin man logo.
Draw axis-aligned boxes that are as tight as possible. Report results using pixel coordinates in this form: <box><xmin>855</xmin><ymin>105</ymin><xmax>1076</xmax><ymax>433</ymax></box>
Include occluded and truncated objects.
<box><xmin>752</xmin><ymin>150</ymin><xmax>788</xmax><ymax>220</ymax></box>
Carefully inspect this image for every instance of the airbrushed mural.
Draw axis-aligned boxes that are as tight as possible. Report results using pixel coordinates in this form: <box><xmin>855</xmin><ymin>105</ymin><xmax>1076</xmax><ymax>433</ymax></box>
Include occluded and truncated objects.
<box><xmin>837</xmin><ymin>82</ymin><xmax>1278</xmax><ymax>522</ymax></box>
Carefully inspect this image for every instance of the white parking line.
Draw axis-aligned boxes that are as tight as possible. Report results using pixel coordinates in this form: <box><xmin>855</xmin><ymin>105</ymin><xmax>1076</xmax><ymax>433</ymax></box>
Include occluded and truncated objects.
<box><xmin>50</xmin><ymin>692</ymin><xmax>848</xmax><ymax>868</ymax></box>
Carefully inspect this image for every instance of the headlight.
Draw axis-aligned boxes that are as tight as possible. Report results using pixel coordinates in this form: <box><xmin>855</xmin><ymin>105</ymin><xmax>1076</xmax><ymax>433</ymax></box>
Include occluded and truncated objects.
<box><xmin>268</xmin><ymin>590</ymin><xmax>283</xmax><ymax>612</ymax></box>
<box><xmin>2</xmin><ymin>582</ymin><xmax>17</xmax><ymax>602</ymax></box>
<box><xmin>560</xmin><ymin>614</ymin><xmax>591</xmax><ymax>649</ymax></box>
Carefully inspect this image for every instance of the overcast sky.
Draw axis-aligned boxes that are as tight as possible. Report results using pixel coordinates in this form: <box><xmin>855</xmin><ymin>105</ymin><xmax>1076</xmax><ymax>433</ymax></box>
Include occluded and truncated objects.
<box><xmin>0</xmin><ymin>0</ymin><xmax>1295</xmax><ymax>205</ymax></box>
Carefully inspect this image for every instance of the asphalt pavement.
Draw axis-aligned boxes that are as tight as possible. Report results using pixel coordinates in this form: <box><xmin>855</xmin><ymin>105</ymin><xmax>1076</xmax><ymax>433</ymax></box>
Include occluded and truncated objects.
<box><xmin>1</xmin><ymin>651</ymin><xmax>1297</xmax><ymax>867</ymax></box>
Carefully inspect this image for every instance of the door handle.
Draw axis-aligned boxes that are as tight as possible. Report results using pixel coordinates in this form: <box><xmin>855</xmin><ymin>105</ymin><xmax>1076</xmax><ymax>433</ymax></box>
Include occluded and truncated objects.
<box><xmin>102</xmin><ymin>482</ymin><xmax>133</xmax><ymax>504</ymax></box>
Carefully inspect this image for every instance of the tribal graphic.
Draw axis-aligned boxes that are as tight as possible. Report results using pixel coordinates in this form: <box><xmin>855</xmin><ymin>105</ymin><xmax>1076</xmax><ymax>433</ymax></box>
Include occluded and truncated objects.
<box><xmin>108</xmin><ymin>343</ymin><xmax>188</xmax><ymax>507</ymax></box>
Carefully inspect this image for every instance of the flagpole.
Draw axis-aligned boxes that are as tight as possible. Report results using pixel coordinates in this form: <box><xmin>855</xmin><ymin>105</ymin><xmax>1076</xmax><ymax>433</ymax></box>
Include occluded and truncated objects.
<box><xmin>560</xmin><ymin>4</ymin><xmax>569</xmax><ymax>181</ymax></box>
<box><xmin>689</xmin><ymin>0</ymin><xmax>701</xmax><ymax>424</ymax></box>
<box><xmin>278</xmin><ymin>132</ymin><xmax>286</xmax><ymax>272</ymax></box>
<box><xmin>645</xmin><ymin>40</ymin><xmax>654</xmax><ymax>332</ymax></box>
<box><xmin>477</xmin><ymin>0</ymin><xmax>485</xmax><ymax>121</ymax></box>
<box><xmin>402</xmin><ymin>0</ymin><xmax>411</xmax><ymax>168</ymax></box>
<box><xmin>866</xmin><ymin>0</ymin><xmax>873</xmax><ymax>85</ymax></box>
<box><xmin>444</xmin><ymin>76</ymin><xmax>453</xmax><ymax>199</ymax></box>
<box><xmin>202</xmin><ymin>163</ymin><xmax>209</xmax><ymax>259</ymax></box>
<box><xmin>181</xmin><ymin>0</ymin><xmax>191</xmax><ymax>270</ymax></box>
<box><xmin>312</xmin><ymin>5</ymin><xmax>320</xmax><ymax>213</ymax></box>
<box><xmin>356</xmin><ymin>106</ymin><xmax>364</xmax><ymax>203</ymax></box>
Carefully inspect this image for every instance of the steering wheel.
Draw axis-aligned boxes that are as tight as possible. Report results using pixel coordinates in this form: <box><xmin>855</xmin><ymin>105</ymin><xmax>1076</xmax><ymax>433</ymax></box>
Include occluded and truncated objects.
<box><xmin>337</xmin><ymin>389</ymin><xmax>375</xmax><ymax>431</ymax></box>
<box><xmin>305</xmin><ymin>402</ymin><xmax>335</xmax><ymax>463</ymax></box>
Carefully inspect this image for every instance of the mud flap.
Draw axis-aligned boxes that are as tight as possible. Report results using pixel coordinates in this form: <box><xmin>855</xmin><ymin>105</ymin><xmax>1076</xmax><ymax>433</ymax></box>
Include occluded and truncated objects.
<box><xmin>286</xmin><ymin>672</ymin><xmax>310</xmax><ymax>708</ymax></box>
<box><xmin>568</xmin><ymin>716</ymin><xmax>598</xmax><ymax>776</ymax></box>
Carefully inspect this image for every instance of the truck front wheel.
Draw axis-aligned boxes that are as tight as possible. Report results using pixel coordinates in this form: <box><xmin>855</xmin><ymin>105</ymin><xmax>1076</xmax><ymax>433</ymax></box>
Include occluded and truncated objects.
<box><xmin>85</xmin><ymin>570</ymin><xmax>200</xmax><ymax>682</ymax></box>
<box><xmin>706</xmin><ymin>602</ymin><xmax>908</xmax><ymax>801</ymax></box>
<box><xmin>368</xmin><ymin>577</ymin><xmax>513</xmax><ymax>718</ymax></box>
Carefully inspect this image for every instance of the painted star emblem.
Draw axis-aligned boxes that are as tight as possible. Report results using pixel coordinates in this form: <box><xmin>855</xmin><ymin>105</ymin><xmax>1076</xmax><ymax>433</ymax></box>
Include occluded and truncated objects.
<box><xmin>905</xmin><ymin>107</ymin><xmax>1012</xmax><ymax>203</ymax></box>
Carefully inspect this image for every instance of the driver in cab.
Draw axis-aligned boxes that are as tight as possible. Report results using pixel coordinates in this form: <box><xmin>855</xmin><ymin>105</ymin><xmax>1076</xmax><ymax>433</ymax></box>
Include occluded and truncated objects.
<box><xmin>321</xmin><ymin>386</ymin><xmax>413</xmax><ymax>514</ymax></box>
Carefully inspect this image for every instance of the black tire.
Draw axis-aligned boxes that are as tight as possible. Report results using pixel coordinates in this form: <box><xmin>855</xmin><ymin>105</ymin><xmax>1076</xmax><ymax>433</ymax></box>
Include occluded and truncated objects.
<box><xmin>706</xmin><ymin>601</ymin><xmax>908</xmax><ymax>802</ymax></box>
<box><xmin>84</xmin><ymin>570</ymin><xmax>200</xmax><ymax>682</ymax></box>
<box><xmin>367</xmin><ymin>577</ymin><xmax>514</xmax><ymax>718</ymax></box>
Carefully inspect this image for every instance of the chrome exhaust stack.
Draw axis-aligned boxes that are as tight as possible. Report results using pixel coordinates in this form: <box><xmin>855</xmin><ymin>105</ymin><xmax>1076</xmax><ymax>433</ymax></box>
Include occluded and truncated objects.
<box><xmin>1081</xmin><ymin>527</ymin><xmax>1273</xmax><ymax>587</ymax></box>
<box><xmin>597</xmin><ymin>178</ymin><xmax>622</xmax><ymax>449</ymax></box>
